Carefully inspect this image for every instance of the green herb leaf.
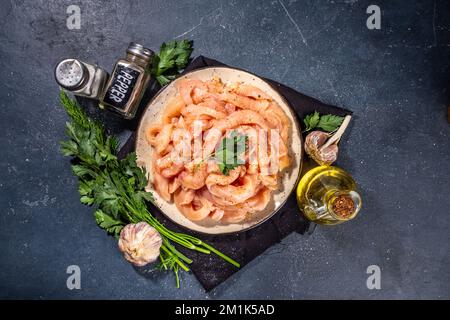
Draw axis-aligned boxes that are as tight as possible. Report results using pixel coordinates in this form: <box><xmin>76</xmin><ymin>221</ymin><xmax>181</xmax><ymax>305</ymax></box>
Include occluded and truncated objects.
<box><xmin>102</xmin><ymin>199</ymin><xmax>119</xmax><ymax>217</ymax></box>
<box><xmin>80</xmin><ymin>195</ymin><xmax>94</xmax><ymax>205</ymax></box>
<box><xmin>303</xmin><ymin>111</ymin><xmax>344</xmax><ymax>132</ymax></box>
<box><xmin>303</xmin><ymin>111</ymin><xmax>320</xmax><ymax>131</ymax></box>
<box><xmin>139</xmin><ymin>191</ymin><xmax>154</xmax><ymax>203</ymax></box>
<box><xmin>94</xmin><ymin>209</ymin><xmax>124</xmax><ymax>237</ymax></box>
<box><xmin>60</xmin><ymin>140</ymin><xmax>78</xmax><ymax>156</ymax></box>
<box><xmin>215</xmin><ymin>131</ymin><xmax>248</xmax><ymax>176</ymax></box>
<box><xmin>151</xmin><ymin>40</ymin><xmax>193</xmax><ymax>86</ymax></box>
<box><xmin>71</xmin><ymin>164</ymin><xmax>95</xmax><ymax>178</ymax></box>
<box><xmin>78</xmin><ymin>180</ymin><xmax>93</xmax><ymax>196</ymax></box>
<box><xmin>156</xmin><ymin>74</ymin><xmax>176</xmax><ymax>86</ymax></box>
<box><xmin>317</xmin><ymin>114</ymin><xmax>344</xmax><ymax>132</ymax></box>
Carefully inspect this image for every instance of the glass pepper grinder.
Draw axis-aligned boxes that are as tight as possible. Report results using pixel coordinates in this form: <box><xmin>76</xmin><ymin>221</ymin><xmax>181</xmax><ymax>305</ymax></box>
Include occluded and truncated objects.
<box><xmin>296</xmin><ymin>165</ymin><xmax>362</xmax><ymax>225</ymax></box>
<box><xmin>54</xmin><ymin>59</ymin><xmax>109</xmax><ymax>100</ymax></box>
<box><xmin>100</xmin><ymin>42</ymin><xmax>154</xmax><ymax>119</ymax></box>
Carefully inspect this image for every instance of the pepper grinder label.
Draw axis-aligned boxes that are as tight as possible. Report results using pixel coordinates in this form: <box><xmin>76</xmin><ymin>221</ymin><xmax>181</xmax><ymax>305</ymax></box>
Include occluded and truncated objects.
<box><xmin>103</xmin><ymin>65</ymin><xmax>141</xmax><ymax>110</ymax></box>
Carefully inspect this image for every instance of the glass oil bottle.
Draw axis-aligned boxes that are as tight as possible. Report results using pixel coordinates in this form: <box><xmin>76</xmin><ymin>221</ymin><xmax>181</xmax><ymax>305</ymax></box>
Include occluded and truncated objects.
<box><xmin>296</xmin><ymin>165</ymin><xmax>362</xmax><ymax>225</ymax></box>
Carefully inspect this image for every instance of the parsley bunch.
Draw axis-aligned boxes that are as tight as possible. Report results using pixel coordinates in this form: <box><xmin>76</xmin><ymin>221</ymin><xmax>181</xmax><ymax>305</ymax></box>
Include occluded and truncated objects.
<box><xmin>59</xmin><ymin>91</ymin><xmax>239</xmax><ymax>287</ymax></box>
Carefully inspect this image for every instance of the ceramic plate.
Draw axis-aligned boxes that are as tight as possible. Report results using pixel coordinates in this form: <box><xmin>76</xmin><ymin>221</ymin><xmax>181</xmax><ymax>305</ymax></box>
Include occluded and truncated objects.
<box><xmin>136</xmin><ymin>67</ymin><xmax>302</xmax><ymax>234</ymax></box>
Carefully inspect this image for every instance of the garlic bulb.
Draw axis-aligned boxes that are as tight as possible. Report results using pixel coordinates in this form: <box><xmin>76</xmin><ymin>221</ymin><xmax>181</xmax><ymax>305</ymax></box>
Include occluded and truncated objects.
<box><xmin>118</xmin><ymin>222</ymin><xmax>162</xmax><ymax>267</ymax></box>
<box><xmin>304</xmin><ymin>115</ymin><xmax>351</xmax><ymax>166</ymax></box>
<box><xmin>305</xmin><ymin>131</ymin><xmax>338</xmax><ymax>165</ymax></box>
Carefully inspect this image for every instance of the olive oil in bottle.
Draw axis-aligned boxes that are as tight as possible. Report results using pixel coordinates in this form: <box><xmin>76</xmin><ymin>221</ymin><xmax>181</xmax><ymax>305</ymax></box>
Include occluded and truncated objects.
<box><xmin>296</xmin><ymin>166</ymin><xmax>362</xmax><ymax>225</ymax></box>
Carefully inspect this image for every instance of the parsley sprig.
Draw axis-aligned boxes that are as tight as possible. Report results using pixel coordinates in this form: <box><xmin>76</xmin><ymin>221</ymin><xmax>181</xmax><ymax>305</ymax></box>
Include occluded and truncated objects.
<box><xmin>303</xmin><ymin>111</ymin><xmax>344</xmax><ymax>132</ymax></box>
<box><xmin>214</xmin><ymin>131</ymin><xmax>248</xmax><ymax>176</ymax></box>
<box><xmin>193</xmin><ymin>131</ymin><xmax>248</xmax><ymax>176</ymax></box>
<box><xmin>59</xmin><ymin>91</ymin><xmax>239</xmax><ymax>287</ymax></box>
<box><xmin>151</xmin><ymin>40</ymin><xmax>193</xmax><ymax>86</ymax></box>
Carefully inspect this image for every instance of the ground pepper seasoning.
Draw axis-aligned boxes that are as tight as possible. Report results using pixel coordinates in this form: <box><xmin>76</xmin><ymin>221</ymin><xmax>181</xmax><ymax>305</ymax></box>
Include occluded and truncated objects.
<box><xmin>332</xmin><ymin>194</ymin><xmax>355</xmax><ymax>218</ymax></box>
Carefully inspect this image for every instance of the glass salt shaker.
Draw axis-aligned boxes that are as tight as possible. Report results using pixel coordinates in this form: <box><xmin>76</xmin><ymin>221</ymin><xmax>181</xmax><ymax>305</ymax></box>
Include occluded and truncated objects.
<box><xmin>99</xmin><ymin>42</ymin><xmax>154</xmax><ymax>119</ymax></box>
<box><xmin>54</xmin><ymin>59</ymin><xmax>109</xmax><ymax>99</ymax></box>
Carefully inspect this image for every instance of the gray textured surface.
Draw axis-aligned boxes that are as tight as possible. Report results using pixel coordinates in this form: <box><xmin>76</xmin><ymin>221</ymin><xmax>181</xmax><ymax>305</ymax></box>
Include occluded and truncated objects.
<box><xmin>0</xmin><ymin>0</ymin><xmax>449</xmax><ymax>299</ymax></box>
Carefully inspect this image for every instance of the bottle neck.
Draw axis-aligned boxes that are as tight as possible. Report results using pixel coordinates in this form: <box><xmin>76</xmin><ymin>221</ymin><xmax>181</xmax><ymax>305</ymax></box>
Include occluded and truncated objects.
<box><xmin>325</xmin><ymin>190</ymin><xmax>361</xmax><ymax>221</ymax></box>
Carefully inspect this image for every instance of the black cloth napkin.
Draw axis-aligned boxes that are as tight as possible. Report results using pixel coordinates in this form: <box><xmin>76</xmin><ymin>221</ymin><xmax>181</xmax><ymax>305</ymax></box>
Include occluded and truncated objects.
<box><xmin>118</xmin><ymin>56</ymin><xmax>352</xmax><ymax>291</ymax></box>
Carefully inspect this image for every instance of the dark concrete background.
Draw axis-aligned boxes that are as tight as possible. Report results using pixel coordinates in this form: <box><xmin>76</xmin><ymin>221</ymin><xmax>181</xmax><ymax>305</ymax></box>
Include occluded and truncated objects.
<box><xmin>0</xmin><ymin>0</ymin><xmax>449</xmax><ymax>299</ymax></box>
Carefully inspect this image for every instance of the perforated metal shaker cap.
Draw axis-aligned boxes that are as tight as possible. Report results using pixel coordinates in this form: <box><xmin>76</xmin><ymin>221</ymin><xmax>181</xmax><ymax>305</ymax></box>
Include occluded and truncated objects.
<box><xmin>54</xmin><ymin>59</ymin><xmax>87</xmax><ymax>90</ymax></box>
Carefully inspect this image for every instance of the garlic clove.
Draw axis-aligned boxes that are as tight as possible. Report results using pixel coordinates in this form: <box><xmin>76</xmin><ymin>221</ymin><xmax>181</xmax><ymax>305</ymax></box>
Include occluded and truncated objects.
<box><xmin>304</xmin><ymin>115</ymin><xmax>351</xmax><ymax>166</ymax></box>
<box><xmin>305</xmin><ymin>131</ymin><xmax>338</xmax><ymax>166</ymax></box>
<box><xmin>318</xmin><ymin>143</ymin><xmax>339</xmax><ymax>165</ymax></box>
<box><xmin>118</xmin><ymin>222</ymin><xmax>162</xmax><ymax>267</ymax></box>
<box><xmin>304</xmin><ymin>131</ymin><xmax>329</xmax><ymax>153</ymax></box>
